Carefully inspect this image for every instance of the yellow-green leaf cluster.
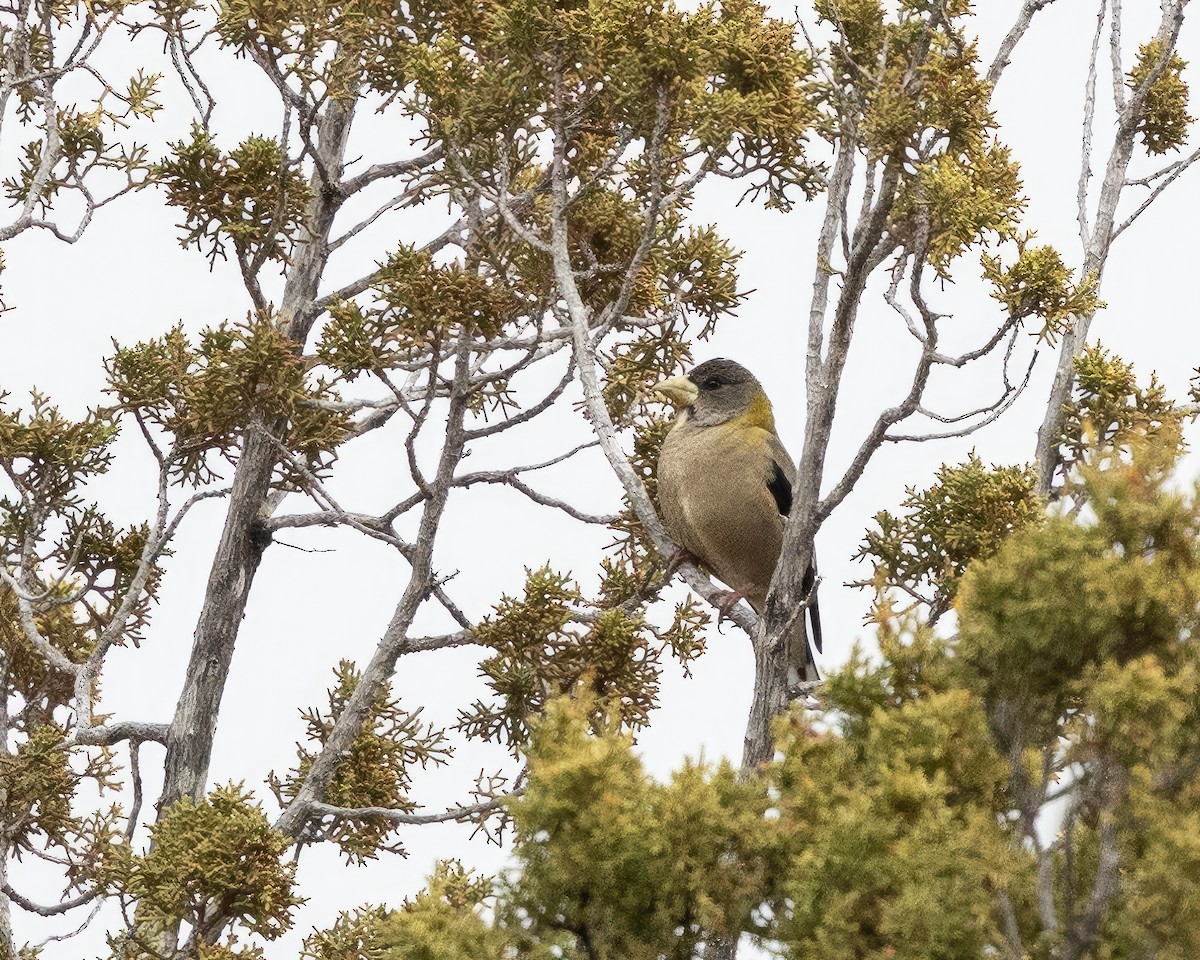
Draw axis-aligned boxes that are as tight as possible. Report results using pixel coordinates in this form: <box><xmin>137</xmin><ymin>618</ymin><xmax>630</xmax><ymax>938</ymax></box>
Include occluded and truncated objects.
<box><xmin>0</xmin><ymin>392</ymin><xmax>116</xmax><ymax>508</ymax></box>
<box><xmin>107</xmin><ymin>316</ymin><xmax>348</xmax><ymax>483</ymax></box>
<box><xmin>156</xmin><ymin>125</ymin><xmax>310</xmax><ymax>266</ymax></box>
<box><xmin>1057</xmin><ymin>345</ymin><xmax>1187</xmax><ymax>486</ymax></box>
<box><xmin>0</xmin><ymin>724</ymin><xmax>115</xmax><ymax>854</ymax></box>
<box><xmin>376</xmin><ymin>861</ymin><xmax>509</xmax><ymax>960</ymax></box>
<box><xmin>317</xmin><ymin>247</ymin><xmax>524</xmax><ymax>381</ymax></box>
<box><xmin>101</xmin><ymin>784</ymin><xmax>300</xmax><ymax>941</ymax></box>
<box><xmin>1129</xmin><ymin>40</ymin><xmax>1193</xmax><ymax>155</ymax></box>
<box><xmin>458</xmin><ymin>566</ymin><xmax>681</xmax><ymax>751</ymax></box>
<box><xmin>771</xmin><ymin>687</ymin><xmax>1024</xmax><ymax>960</ymax></box>
<box><xmin>958</xmin><ymin>436</ymin><xmax>1200</xmax><ymax>740</ymax></box>
<box><xmin>857</xmin><ymin>454</ymin><xmax>1042</xmax><ymax>618</ymax></box>
<box><xmin>818</xmin><ymin>2</ymin><xmax>1030</xmax><ymax>275</ymax></box>
<box><xmin>271</xmin><ymin>661</ymin><xmax>450</xmax><ymax>864</ymax></box>
<box><xmin>982</xmin><ymin>237</ymin><xmax>1102</xmax><ymax>340</ymax></box>
<box><xmin>895</xmin><ymin>144</ymin><xmax>1024</xmax><ymax>278</ymax></box>
<box><xmin>507</xmin><ymin>698</ymin><xmax>777</xmax><ymax>958</ymax></box>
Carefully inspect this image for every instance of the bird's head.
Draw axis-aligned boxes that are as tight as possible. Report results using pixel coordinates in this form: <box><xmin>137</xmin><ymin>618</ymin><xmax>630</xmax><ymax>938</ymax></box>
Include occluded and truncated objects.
<box><xmin>653</xmin><ymin>358</ymin><xmax>775</xmax><ymax>430</ymax></box>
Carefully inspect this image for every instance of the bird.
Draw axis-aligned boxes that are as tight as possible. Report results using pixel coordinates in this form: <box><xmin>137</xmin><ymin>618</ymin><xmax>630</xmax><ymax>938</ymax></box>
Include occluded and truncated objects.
<box><xmin>652</xmin><ymin>358</ymin><xmax>821</xmax><ymax>679</ymax></box>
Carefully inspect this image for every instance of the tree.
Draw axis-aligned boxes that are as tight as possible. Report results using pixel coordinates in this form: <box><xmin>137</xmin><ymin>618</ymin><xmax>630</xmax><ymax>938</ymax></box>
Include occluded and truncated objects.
<box><xmin>0</xmin><ymin>0</ymin><xmax>1198</xmax><ymax>958</ymax></box>
<box><xmin>303</xmin><ymin>414</ymin><xmax>1200</xmax><ymax>959</ymax></box>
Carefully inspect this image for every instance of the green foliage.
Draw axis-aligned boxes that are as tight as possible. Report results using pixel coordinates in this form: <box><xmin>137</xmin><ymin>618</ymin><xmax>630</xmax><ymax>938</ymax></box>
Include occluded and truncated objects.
<box><xmin>957</xmin><ymin>436</ymin><xmax>1200</xmax><ymax>724</ymax></box>
<box><xmin>0</xmin><ymin>392</ymin><xmax>116</xmax><ymax>509</ymax></box>
<box><xmin>507</xmin><ymin>698</ymin><xmax>777</xmax><ymax>959</ymax></box>
<box><xmin>858</xmin><ymin>454</ymin><xmax>1042</xmax><ymax>618</ymax></box>
<box><xmin>0</xmin><ymin>723</ymin><xmax>118</xmax><ymax>857</ymax></box>
<box><xmin>1129</xmin><ymin>40</ymin><xmax>1193</xmax><ymax>155</ymax></box>
<box><xmin>0</xmin><ymin>586</ymin><xmax>88</xmax><ymax>712</ymax></box>
<box><xmin>156</xmin><ymin>125</ymin><xmax>311</xmax><ymax>266</ymax></box>
<box><xmin>958</xmin><ymin>518</ymin><xmax>1125</xmax><ymax>731</ymax></box>
<box><xmin>895</xmin><ymin>143</ymin><xmax>1024</xmax><ymax>277</ymax></box>
<box><xmin>301</xmin><ymin>862</ymin><xmax>570</xmax><ymax>960</ymax></box>
<box><xmin>301</xmin><ymin>905</ymin><xmax>392</xmax><ymax>960</ymax></box>
<box><xmin>215</xmin><ymin>0</ymin><xmax>821</xmax><ymax>209</ymax></box>
<box><xmin>981</xmin><ymin>235</ymin><xmax>1103</xmax><ymax>339</ymax></box>
<box><xmin>316</xmin><ymin>246</ymin><xmax>524</xmax><ymax>381</ymax></box>
<box><xmin>1101</xmin><ymin>775</ymin><xmax>1200</xmax><ymax>960</ymax></box>
<box><xmin>294</xmin><ymin>442</ymin><xmax>1200</xmax><ymax>960</ymax></box>
<box><xmin>107</xmin><ymin>315</ymin><xmax>348</xmax><ymax>483</ymax></box>
<box><xmin>101</xmin><ymin>784</ymin><xmax>300</xmax><ymax>943</ymax></box>
<box><xmin>459</xmin><ymin>566</ymin><xmax>698</xmax><ymax>752</ymax></box>
<box><xmin>601</xmin><ymin>319</ymin><xmax>697</xmax><ymax>429</ymax></box>
<box><xmin>604</xmin><ymin>415</ymin><xmax>676</xmax><ymax>600</ymax></box>
<box><xmin>0</xmin><ymin>394</ymin><xmax>161</xmax><ymax>703</ymax></box>
<box><xmin>270</xmin><ymin>661</ymin><xmax>450</xmax><ymax>864</ymax></box>
<box><xmin>2</xmin><ymin>73</ymin><xmax>158</xmax><ymax>211</ymax></box>
<box><xmin>815</xmin><ymin>0</ymin><xmax>1086</xmax><ymax>297</ymax></box>
<box><xmin>375</xmin><ymin>861</ymin><xmax>510</xmax><ymax>960</ymax></box>
<box><xmin>194</xmin><ymin>937</ymin><xmax>267</xmax><ymax>960</ymax></box>
<box><xmin>403</xmin><ymin>0</ymin><xmax>820</xmax><ymax>206</ymax></box>
<box><xmin>1057</xmin><ymin>345</ymin><xmax>1188</xmax><ymax>488</ymax></box>
<box><xmin>862</xmin><ymin>352</ymin><xmax>1192</xmax><ymax>628</ymax></box>
<box><xmin>817</xmin><ymin>3</ymin><xmax>1017</xmax><ymax>256</ymax></box>
<box><xmin>772</xmin><ymin>684</ymin><xmax>1023</xmax><ymax>960</ymax></box>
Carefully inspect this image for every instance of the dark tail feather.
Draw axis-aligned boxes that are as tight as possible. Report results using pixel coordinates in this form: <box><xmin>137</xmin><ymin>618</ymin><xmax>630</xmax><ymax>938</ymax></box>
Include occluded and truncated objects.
<box><xmin>802</xmin><ymin>562</ymin><xmax>822</xmax><ymax>655</ymax></box>
<box><xmin>808</xmin><ymin>591</ymin><xmax>822</xmax><ymax>655</ymax></box>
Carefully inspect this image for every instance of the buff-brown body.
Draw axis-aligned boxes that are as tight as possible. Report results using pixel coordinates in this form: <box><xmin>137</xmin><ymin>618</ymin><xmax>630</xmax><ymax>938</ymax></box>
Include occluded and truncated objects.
<box><xmin>654</xmin><ymin>359</ymin><xmax>821</xmax><ymax>675</ymax></box>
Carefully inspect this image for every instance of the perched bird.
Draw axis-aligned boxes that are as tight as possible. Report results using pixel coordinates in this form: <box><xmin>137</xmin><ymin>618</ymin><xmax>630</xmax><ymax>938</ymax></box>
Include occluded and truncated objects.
<box><xmin>653</xmin><ymin>358</ymin><xmax>821</xmax><ymax>677</ymax></box>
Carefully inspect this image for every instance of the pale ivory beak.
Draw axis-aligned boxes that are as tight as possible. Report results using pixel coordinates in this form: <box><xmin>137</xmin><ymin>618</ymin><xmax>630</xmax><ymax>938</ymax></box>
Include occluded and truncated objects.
<box><xmin>652</xmin><ymin>375</ymin><xmax>699</xmax><ymax>408</ymax></box>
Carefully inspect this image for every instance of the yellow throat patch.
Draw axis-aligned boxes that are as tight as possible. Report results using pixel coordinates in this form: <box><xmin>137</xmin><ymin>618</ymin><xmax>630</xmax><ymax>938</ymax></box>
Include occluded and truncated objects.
<box><xmin>739</xmin><ymin>392</ymin><xmax>776</xmax><ymax>432</ymax></box>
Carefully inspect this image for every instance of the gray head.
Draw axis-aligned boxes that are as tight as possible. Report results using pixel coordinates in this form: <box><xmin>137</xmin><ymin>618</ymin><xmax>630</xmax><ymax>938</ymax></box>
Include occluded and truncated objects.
<box><xmin>653</xmin><ymin>358</ymin><xmax>770</xmax><ymax>428</ymax></box>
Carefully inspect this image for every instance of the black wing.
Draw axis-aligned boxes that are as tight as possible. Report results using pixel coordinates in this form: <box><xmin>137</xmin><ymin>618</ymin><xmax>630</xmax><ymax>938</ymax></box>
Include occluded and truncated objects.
<box><xmin>768</xmin><ymin>460</ymin><xmax>792</xmax><ymax>517</ymax></box>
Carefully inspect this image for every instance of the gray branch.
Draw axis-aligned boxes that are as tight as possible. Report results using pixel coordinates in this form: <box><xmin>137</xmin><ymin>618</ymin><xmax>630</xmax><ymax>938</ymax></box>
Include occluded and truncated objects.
<box><xmin>987</xmin><ymin>0</ymin><xmax>1060</xmax><ymax>86</ymax></box>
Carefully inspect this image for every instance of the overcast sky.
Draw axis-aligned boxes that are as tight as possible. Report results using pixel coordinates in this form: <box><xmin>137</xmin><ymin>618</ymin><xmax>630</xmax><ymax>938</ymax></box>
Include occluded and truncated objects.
<box><xmin>4</xmin><ymin>2</ymin><xmax>1199</xmax><ymax>956</ymax></box>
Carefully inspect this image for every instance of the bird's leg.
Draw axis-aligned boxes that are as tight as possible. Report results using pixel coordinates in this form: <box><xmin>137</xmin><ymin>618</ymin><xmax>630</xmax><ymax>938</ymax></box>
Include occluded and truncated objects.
<box><xmin>662</xmin><ymin>545</ymin><xmax>699</xmax><ymax>582</ymax></box>
<box><xmin>711</xmin><ymin>588</ymin><xmax>747</xmax><ymax>625</ymax></box>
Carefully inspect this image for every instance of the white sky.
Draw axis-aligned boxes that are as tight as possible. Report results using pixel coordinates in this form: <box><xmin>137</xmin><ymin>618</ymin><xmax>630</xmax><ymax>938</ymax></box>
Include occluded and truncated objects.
<box><xmin>4</xmin><ymin>2</ymin><xmax>1199</xmax><ymax>956</ymax></box>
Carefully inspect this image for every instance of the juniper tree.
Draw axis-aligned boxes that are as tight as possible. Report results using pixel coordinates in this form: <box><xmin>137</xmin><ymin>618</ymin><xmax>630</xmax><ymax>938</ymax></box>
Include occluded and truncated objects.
<box><xmin>0</xmin><ymin>1</ymin><xmax>1198</xmax><ymax>959</ymax></box>
<box><xmin>4</xmin><ymin>0</ymin><xmax>817</xmax><ymax>955</ymax></box>
<box><xmin>299</xmin><ymin>416</ymin><xmax>1200</xmax><ymax>959</ymax></box>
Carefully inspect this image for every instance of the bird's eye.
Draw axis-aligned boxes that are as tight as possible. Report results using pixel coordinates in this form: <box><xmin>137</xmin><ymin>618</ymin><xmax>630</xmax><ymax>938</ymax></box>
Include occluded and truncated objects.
<box><xmin>702</xmin><ymin>378</ymin><xmax>722</xmax><ymax>390</ymax></box>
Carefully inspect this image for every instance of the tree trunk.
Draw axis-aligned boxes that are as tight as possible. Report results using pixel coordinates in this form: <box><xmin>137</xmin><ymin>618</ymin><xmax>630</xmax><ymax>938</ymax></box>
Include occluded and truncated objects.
<box><xmin>158</xmin><ymin>98</ymin><xmax>355</xmax><ymax>811</ymax></box>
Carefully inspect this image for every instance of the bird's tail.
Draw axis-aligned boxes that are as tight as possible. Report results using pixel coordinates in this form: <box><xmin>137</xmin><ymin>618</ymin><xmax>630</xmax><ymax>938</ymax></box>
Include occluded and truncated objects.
<box><xmin>787</xmin><ymin>564</ymin><xmax>822</xmax><ymax>686</ymax></box>
<box><xmin>786</xmin><ymin>617</ymin><xmax>819</xmax><ymax>686</ymax></box>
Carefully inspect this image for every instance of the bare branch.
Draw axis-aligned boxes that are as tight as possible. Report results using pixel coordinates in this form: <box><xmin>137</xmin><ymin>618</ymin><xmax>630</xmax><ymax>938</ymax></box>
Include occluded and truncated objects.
<box><xmin>2</xmin><ymin>883</ymin><xmax>97</xmax><ymax>918</ymax></box>
<box><xmin>1114</xmin><ymin>144</ymin><xmax>1200</xmax><ymax>240</ymax></box>
<box><xmin>71</xmin><ymin>720</ymin><xmax>169</xmax><ymax>747</ymax></box>
<box><xmin>339</xmin><ymin>145</ymin><xmax>445</xmax><ymax>197</ymax></box>
<box><xmin>886</xmin><ymin>349</ymin><xmax>1037</xmax><ymax>443</ymax></box>
<box><xmin>464</xmin><ymin>356</ymin><xmax>576</xmax><ymax>440</ymax></box>
<box><xmin>0</xmin><ymin>568</ymin><xmax>79</xmax><ymax>675</ymax></box>
<box><xmin>306</xmin><ymin>793</ymin><xmax>512</xmax><ymax>826</ymax></box>
<box><xmin>1064</xmin><ymin>759</ymin><xmax>1126</xmax><ymax>960</ymax></box>
<box><xmin>274</xmin><ymin>334</ymin><xmax>477</xmax><ymax>843</ymax></box>
<box><xmin>1109</xmin><ymin>0</ymin><xmax>1126</xmax><ymax>110</ymax></box>
<box><xmin>987</xmin><ymin>0</ymin><xmax>1059</xmax><ymax>86</ymax></box>
<box><xmin>460</xmin><ymin>473</ymin><xmax>619</xmax><ymax>525</ymax></box>
<box><xmin>1078</xmin><ymin>0</ymin><xmax>1108</xmax><ymax>248</ymax></box>
<box><xmin>996</xmin><ymin>889</ymin><xmax>1027</xmax><ymax>960</ymax></box>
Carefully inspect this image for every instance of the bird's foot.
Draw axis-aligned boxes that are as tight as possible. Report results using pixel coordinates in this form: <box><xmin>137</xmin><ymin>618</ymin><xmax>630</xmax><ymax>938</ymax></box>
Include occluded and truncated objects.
<box><xmin>663</xmin><ymin>545</ymin><xmax>699</xmax><ymax>582</ymax></box>
<box><xmin>711</xmin><ymin>588</ymin><xmax>747</xmax><ymax>625</ymax></box>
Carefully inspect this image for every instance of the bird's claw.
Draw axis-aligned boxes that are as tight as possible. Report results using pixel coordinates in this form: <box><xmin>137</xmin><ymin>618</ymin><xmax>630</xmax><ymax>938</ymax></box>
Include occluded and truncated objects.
<box><xmin>663</xmin><ymin>545</ymin><xmax>698</xmax><ymax>582</ymax></box>
<box><xmin>711</xmin><ymin>588</ymin><xmax>747</xmax><ymax>626</ymax></box>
